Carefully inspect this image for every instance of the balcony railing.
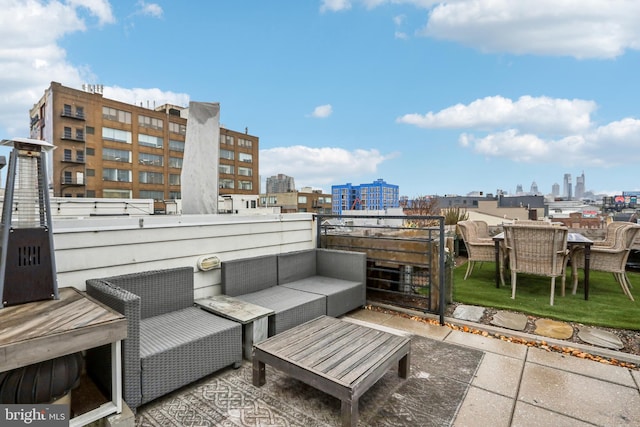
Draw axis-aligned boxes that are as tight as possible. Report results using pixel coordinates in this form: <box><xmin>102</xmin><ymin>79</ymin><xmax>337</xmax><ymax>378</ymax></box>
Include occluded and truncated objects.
<box><xmin>316</xmin><ymin>214</ymin><xmax>447</xmax><ymax>321</ymax></box>
<box><xmin>62</xmin><ymin>155</ymin><xmax>85</xmax><ymax>163</ymax></box>
<box><xmin>61</xmin><ymin>110</ymin><xmax>85</xmax><ymax>120</ymax></box>
<box><xmin>60</xmin><ymin>178</ymin><xmax>85</xmax><ymax>186</ymax></box>
<box><xmin>61</xmin><ymin>132</ymin><xmax>85</xmax><ymax>142</ymax></box>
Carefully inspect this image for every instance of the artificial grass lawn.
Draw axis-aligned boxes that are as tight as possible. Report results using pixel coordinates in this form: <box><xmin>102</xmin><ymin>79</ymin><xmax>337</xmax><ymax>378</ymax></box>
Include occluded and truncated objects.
<box><xmin>452</xmin><ymin>260</ymin><xmax>640</xmax><ymax>331</ymax></box>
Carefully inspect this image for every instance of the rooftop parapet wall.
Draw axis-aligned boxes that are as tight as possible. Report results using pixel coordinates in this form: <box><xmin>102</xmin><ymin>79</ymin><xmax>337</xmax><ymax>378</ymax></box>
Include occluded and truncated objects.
<box><xmin>51</xmin><ymin>213</ymin><xmax>316</xmax><ymax>297</ymax></box>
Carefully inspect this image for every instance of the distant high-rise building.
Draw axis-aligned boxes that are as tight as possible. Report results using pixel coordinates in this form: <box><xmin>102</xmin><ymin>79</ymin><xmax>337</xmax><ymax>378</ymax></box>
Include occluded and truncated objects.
<box><xmin>575</xmin><ymin>172</ymin><xmax>585</xmax><ymax>199</ymax></box>
<box><xmin>552</xmin><ymin>183</ymin><xmax>560</xmax><ymax>197</ymax></box>
<box><xmin>331</xmin><ymin>179</ymin><xmax>399</xmax><ymax>214</ymax></box>
<box><xmin>530</xmin><ymin>181</ymin><xmax>539</xmax><ymax>195</ymax></box>
<box><xmin>515</xmin><ymin>184</ymin><xmax>524</xmax><ymax>195</ymax></box>
<box><xmin>563</xmin><ymin>173</ymin><xmax>572</xmax><ymax>200</ymax></box>
<box><xmin>266</xmin><ymin>173</ymin><xmax>295</xmax><ymax>193</ymax></box>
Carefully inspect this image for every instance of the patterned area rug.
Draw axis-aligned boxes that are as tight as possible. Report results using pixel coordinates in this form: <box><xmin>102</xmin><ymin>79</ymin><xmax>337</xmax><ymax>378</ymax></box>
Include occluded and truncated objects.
<box><xmin>136</xmin><ymin>336</ymin><xmax>483</xmax><ymax>427</ymax></box>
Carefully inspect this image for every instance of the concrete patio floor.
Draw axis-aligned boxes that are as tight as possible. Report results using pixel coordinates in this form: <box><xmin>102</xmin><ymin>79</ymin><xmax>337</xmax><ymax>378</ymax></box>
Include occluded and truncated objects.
<box><xmin>128</xmin><ymin>307</ymin><xmax>640</xmax><ymax>427</ymax></box>
<box><xmin>346</xmin><ymin>309</ymin><xmax>640</xmax><ymax>427</ymax></box>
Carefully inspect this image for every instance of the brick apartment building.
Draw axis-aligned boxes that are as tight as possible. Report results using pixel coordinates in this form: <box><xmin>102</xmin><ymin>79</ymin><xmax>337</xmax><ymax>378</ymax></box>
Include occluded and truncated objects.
<box><xmin>29</xmin><ymin>82</ymin><xmax>259</xmax><ymax>203</ymax></box>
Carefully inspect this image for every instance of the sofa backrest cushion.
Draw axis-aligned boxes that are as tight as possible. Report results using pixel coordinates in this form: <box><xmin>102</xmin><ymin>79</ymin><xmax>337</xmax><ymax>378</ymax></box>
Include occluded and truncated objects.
<box><xmin>316</xmin><ymin>248</ymin><xmax>367</xmax><ymax>282</ymax></box>
<box><xmin>278</xmin><ymin>250</ymin><xmax>317</xmax><ymax>284</ymax></box>
<box><xmin>221</xmin><ymin>254</ymin><xmax>278</xmax><ymax>296</ymax></box>
<box><xmin>100</xmin><ymin>267</ymin><xmax>194</xmax><ymax>319</ymax></box>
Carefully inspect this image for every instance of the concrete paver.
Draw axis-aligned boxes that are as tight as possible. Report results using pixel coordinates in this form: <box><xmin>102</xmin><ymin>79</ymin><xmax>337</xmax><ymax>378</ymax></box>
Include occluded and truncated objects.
<box><xmin>453</xmin><ymin>387</ymin><xmax>513</xmax><ymax>427</ymax></box>
<box><xmin>342</xmin><ymin>316</ymin><xmax>412</xmax><ymax>337</ymax></box>
<box><xmin>518</xmin><ymin>363</ymin><xmax>640</xmax><ymax>426</ymax></box>
<box><xmin>527</xmin><ymin>346</ymin><xmax>637</xmax><ymax>387</ymax></box>
<box><xmin>345</xmin><ymin>308</ymin><xmax>396</xmax><ymax>324</ymax></box>
<box><xmin>382</xmin><ymin>314</ymin><xmax>451</xmax><ymax>340</ymax></box>
<box><xmin>445</xmin><ymin>329</ymin><xmax>528</xmax><ymax>359</ymax></box>
<box><xmin>471</xmin><ymin>352</ymin><xmax>524</xmax><ymax>398</ymax></box>
<box><xmin>511</xmin><ymin>402</ymin><xmax>594</xmax><ymax>427</ymax></box>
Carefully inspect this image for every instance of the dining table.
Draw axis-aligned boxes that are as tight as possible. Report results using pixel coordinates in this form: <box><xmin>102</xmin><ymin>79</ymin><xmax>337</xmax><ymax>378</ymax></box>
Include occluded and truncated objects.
<box><xmin>492</xmin><ymin>231</ymin><xmax>594</xmax><ymax>300</ymax></box>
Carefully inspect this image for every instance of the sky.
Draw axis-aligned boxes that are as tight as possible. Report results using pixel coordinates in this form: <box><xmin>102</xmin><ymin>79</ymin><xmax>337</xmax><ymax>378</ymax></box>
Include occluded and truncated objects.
<box><xmin>1</xmin><ymin>0</ymin><xmax>640</xmax><ymax>198</ymax></box>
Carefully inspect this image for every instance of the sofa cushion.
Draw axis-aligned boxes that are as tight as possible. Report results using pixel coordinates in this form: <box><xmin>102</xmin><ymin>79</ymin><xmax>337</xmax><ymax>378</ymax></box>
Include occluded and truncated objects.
<box><xmin>235</xmin><ymin>286</ymin><xmax>325</xmax><ymax>334</ymax></box>
<box><xmin>316</xmin><ymin>248</ymin><xmax>367</xmax><ymax>282</ymax></box>
<box><xmin>98</xmin><ymin>267</ymin><xmax>194</xmax><ymax>319</ymax></box>
<box><xmin>280</xmin><ymin>276</ymin><xmax>365</xmax><ymax>317</ymax></box>
<box><xmin>139</xmin><ymin>307</ymin><xmax>241</xmax><ymax>404</ymax></box>
<box><xmin>278</xmin><ymin>250</ymin><xmax>316</xmax><ymax>284</ymax></box>
<box><xmin>222</xmin><ymin>254</ymin><xmax>278</xmax><ymax>296</ymax></box>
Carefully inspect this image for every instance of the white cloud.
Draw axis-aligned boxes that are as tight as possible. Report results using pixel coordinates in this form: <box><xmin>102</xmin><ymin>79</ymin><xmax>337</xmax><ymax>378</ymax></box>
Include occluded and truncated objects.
<box><xmin>67</xmin><ymin>0</ymin><xmax>115</xmax><ymax>25</ymax></box>
<box><xmin>463</xmin><ymin>129</ymin><xmax>554</xmax><ymax>162</ymax></box>
<box><xmin>324</xmin><ymin>0</ymin><xmax>640</xmax><ymax>59</ymax></box>
<box><xmin>308</xmin><ymin>104</ymin><xmax>333</xmax><ymax>118</ymax></box>
<box><xmin>0</xmin><ymin>1</ymin><xmax>180</xmax><ymax>138</ymax></box>
<box><xmin>320</xmin><ymin>0</ymin><xmax>352</xmax><ymax>13</ymax></box>
<box><xmin>404</xmin><ymin>95</ymin><xmax>640</xmax><ymax>168</ymax></box>
<box><xmin>460</xmin><ymin>120</ymin><xmax>640</xmax><ymax>168</ymax></box>
<box><xmin>393</xmin><ymin>14</ymin><xmax>409</xmax><ymax>39</ymax></box>
<box><xmin>397</xmin><ymin>95</ymin><xmax>595</xmax><ymax>135</ymax></box>
<box><xmin>0</xmin><ymin>0</ymin><xmax>102</xmax><ymax>137</ymax></box>
<box><xmin>260</xmin><ymin>146</ymin><xmax>395</xmax><ymax>189</ymax></box>
<box><xmin>103</xmin><ymin>86</ymin><xmax>189</xmax><ymax>108</ymax></box>
<box><xmin>422</xmin><ymin>1</ymin><xmax>640</xmax><ymax>59</ymax></box>
<box><xmin>594</xmin><ymin>117</ymin><xmax>640</xmax><ymax>141</ymax></box>
<box><xmin>361</xmin><ymin>0</ymin><xmax>389</xmax><ymax>9</ymax></box>
<box><xmin>461</xmin><ymin>128</ymin><xmax>593</xmax><ymax>167</ymax></box>
<box><xmin>135</xmin><ymin>1</ymin><xmax>163</xmax><ymax>18</ymax></box>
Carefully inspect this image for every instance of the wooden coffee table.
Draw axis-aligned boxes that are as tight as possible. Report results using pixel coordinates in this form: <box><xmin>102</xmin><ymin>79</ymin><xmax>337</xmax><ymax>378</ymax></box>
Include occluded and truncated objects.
<box><xmin>252</xmin><ymin>315</ymin><xmax>411</xmax><ymax>427</ymax></box>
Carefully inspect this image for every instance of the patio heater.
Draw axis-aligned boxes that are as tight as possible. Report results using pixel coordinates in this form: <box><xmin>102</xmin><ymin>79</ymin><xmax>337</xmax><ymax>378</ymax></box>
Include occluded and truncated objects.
<box><xmin>0</xmin><ymin>137</ymin><xmax>58</xmax><ymax>308</ymax></box>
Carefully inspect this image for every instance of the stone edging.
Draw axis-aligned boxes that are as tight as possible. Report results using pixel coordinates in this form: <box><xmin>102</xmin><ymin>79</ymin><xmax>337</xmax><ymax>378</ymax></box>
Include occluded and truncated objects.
<box><xmin>367</xmin><ymin>301</ymin><xmax>640</xmax><ymax>368</ymax></box>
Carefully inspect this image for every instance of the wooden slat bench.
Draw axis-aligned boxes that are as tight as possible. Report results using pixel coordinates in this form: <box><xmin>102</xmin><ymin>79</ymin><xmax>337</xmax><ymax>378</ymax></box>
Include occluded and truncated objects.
<box><xmin>252</xmin><ymin>315</ymin><xmax>411</xmax><ymax>427</ymax></box>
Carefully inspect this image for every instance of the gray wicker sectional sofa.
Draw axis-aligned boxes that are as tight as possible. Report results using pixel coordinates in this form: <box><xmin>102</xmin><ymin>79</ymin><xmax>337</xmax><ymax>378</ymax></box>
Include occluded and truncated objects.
<box><xmin>221</xmin><ymin>248</ymin><xmax>366</xmax><ymax>335</ymax></box>
<box><xmin>86</xmin><ymin>267</ymin><xmax>242</xmax><ymax>412</ymax></box>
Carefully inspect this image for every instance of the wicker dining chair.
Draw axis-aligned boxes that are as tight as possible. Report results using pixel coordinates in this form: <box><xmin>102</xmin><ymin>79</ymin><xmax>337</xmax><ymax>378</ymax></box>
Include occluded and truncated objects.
<box><xmin>473</xmin><ymin>220</ymin><xmax>492</xmax><ymax>239</ymax></box>
<box><xmin>571</xmin><ymin>223</ymin><xmax>640</xmax><ymax>301</ymax></box>
<box><xmin>503</xmin><ymin>224</ymin><xmax>570</xmax><ymax>305</ymax></box>
<box><xmin>593</xmin><ymin>221</ymin><xmax>632</xmax><ymax>247</ymax></box>
<box><xmin>457</xmin><ymin>220</ymin><xmax>505</xmax><ymax>286</ymax></box>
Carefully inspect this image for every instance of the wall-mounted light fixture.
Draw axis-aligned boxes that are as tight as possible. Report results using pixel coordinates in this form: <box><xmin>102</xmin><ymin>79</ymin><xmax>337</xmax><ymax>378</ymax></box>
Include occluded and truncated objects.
<box><xmin>197</xmin><ymin>255</ymin><xmax>221</xmax><ymax>271</ymax></box>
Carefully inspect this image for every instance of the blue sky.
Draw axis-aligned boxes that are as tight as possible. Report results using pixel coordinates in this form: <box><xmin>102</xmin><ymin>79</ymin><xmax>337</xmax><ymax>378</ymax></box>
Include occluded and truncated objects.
<box><xmin>2</xmin><ymin>1</ymin><xmax>640</xmax><ymax>198</ymax></box>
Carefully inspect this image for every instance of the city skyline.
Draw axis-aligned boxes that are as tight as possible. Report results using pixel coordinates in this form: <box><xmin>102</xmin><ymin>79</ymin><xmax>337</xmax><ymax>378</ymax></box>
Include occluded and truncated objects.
<box><xmin>1</xmin><ymin>1</ymin><xmax>640</xmax><ymax>197</ymax></box>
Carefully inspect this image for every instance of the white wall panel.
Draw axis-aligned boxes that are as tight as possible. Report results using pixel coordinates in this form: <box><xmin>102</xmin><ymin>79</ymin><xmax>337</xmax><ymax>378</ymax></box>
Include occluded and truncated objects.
<box><xmin>53</xmin><ymin>214</ymin><xmax>316</xmax><ymax>294</ymax></box>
